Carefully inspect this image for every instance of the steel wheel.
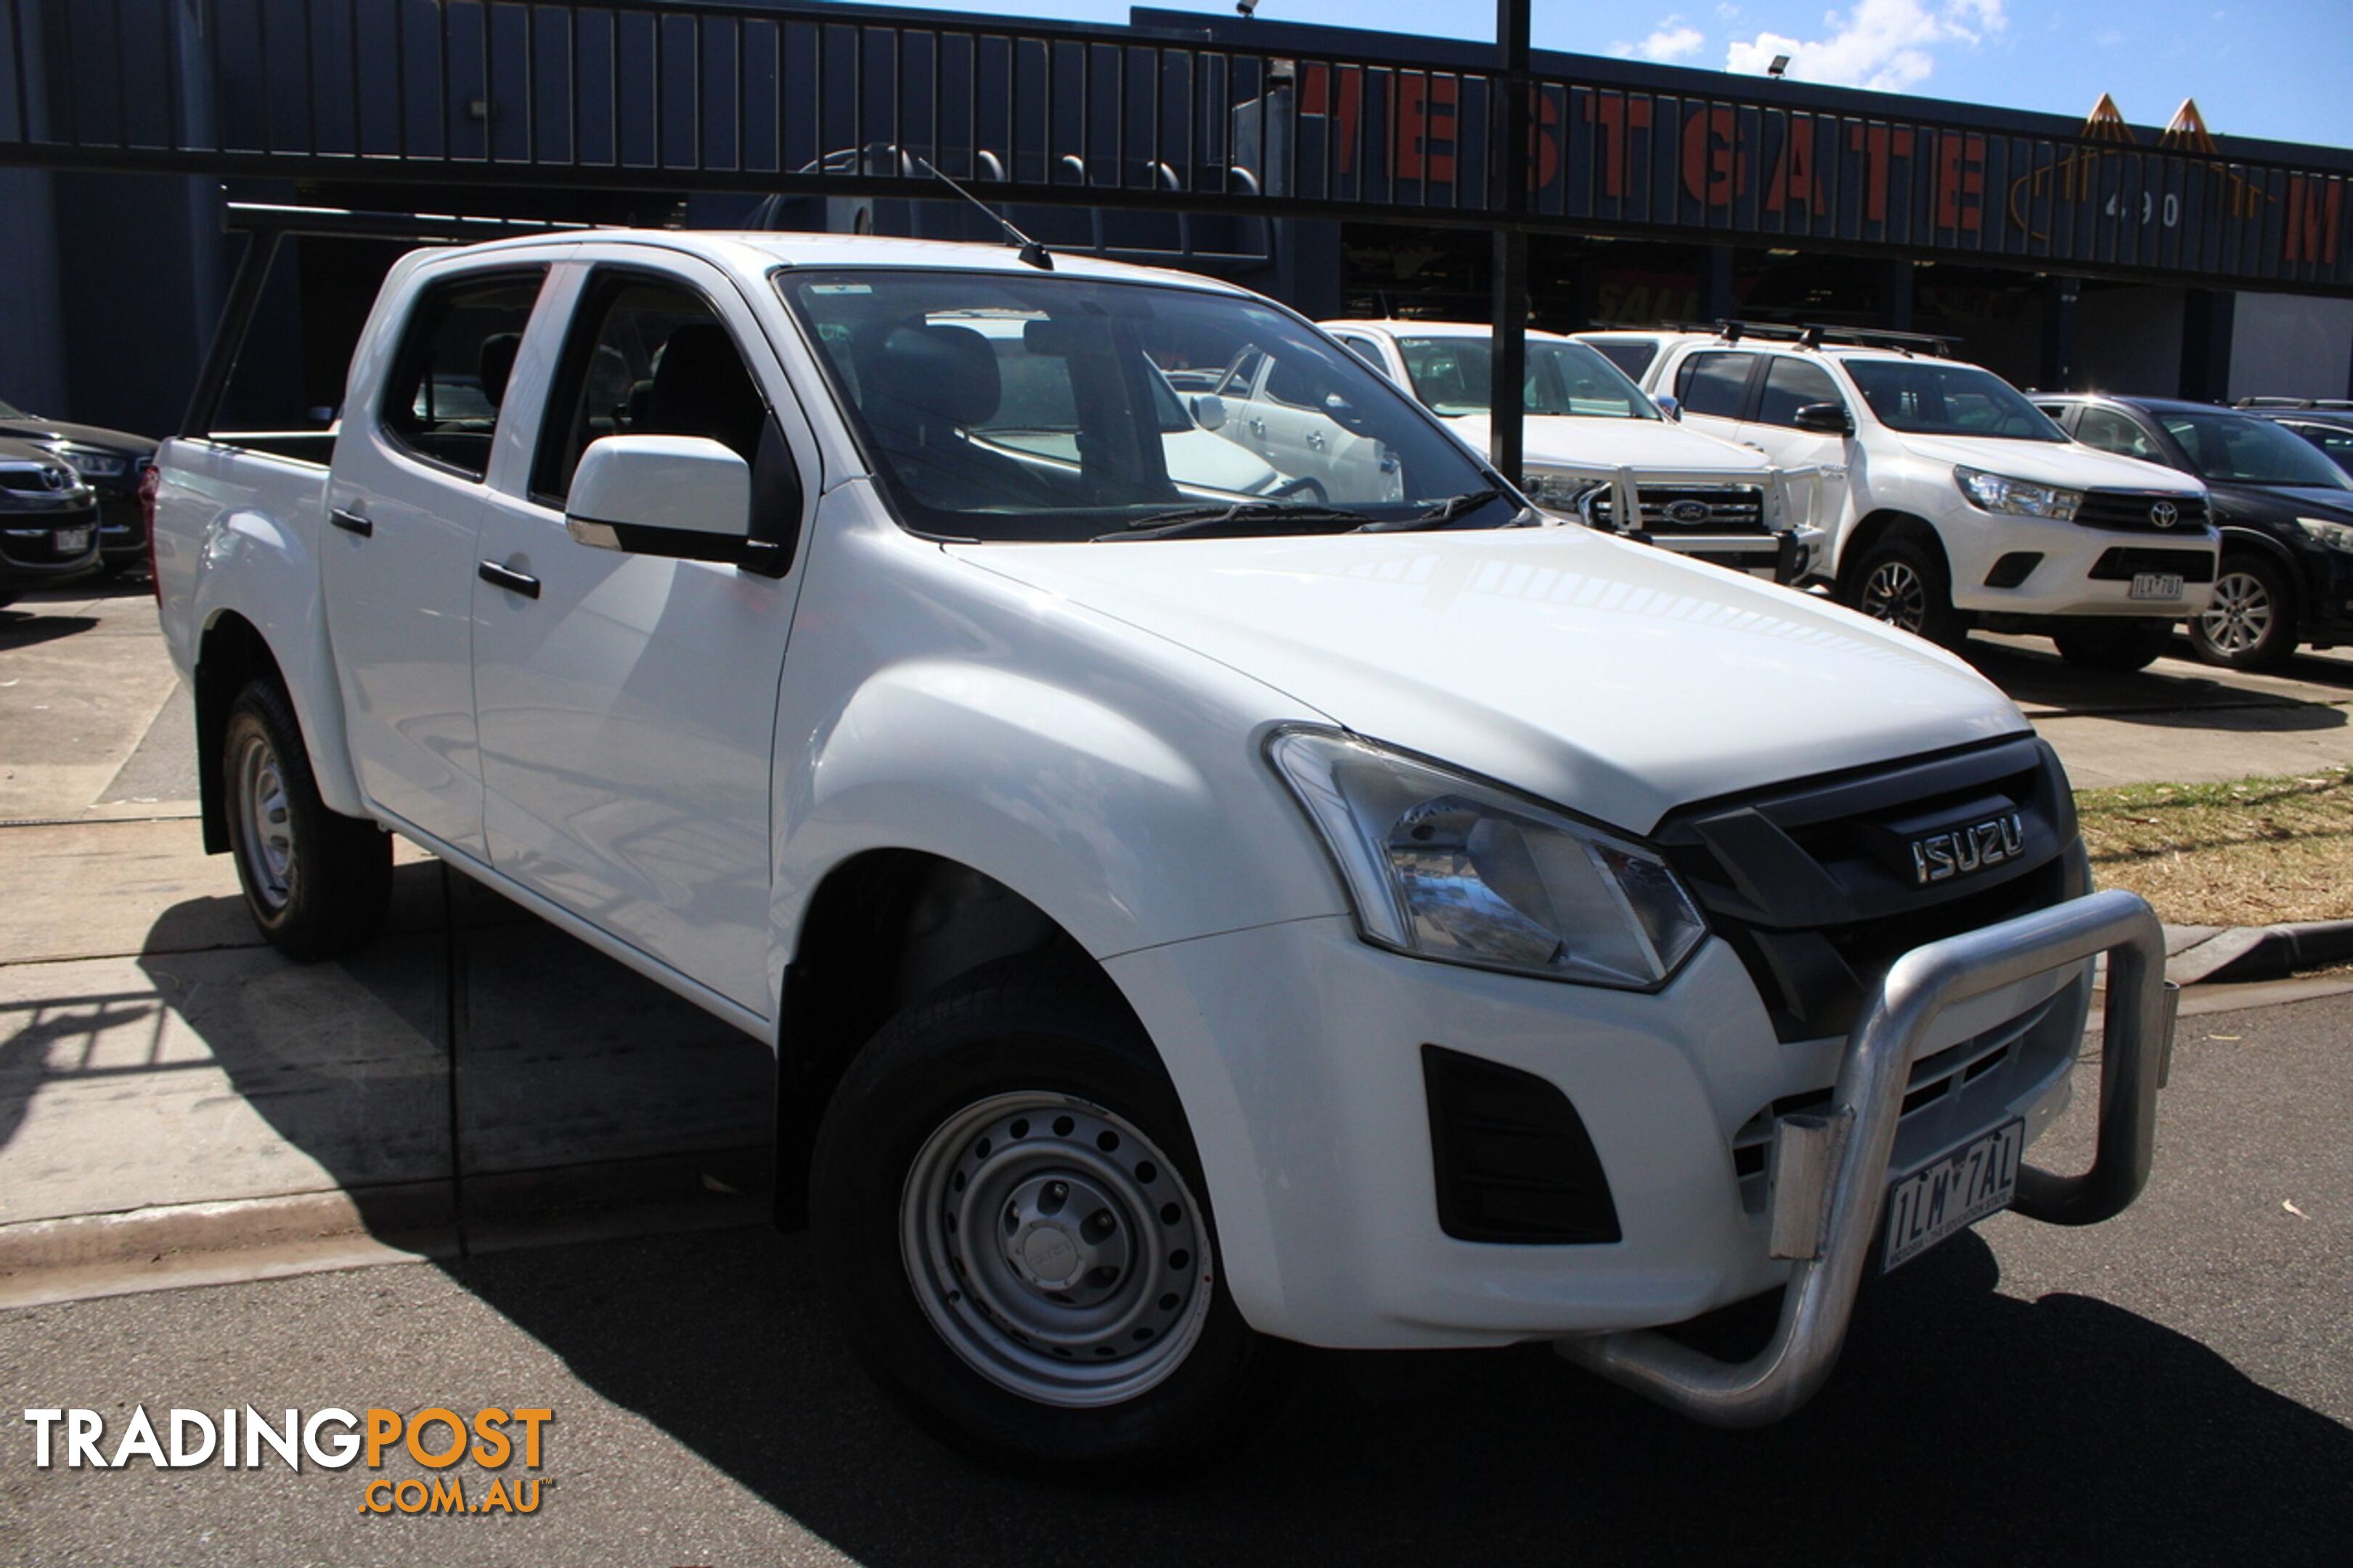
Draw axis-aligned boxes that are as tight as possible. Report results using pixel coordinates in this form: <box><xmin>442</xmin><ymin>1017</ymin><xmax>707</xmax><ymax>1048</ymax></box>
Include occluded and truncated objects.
<box><xmin>901</xmin><ymin>1090</ymin><xmax>1214</xmax><ymax>1410</ymax></box>
<box><xmin>233</xmin><ymin>728</ymin><xmax>295</xmax><ymax>913</ymax></box>
<box><xmin>2198</xmin><ymin>568</ymin><xmax>2274</xmax><ymax>658</ymax></box>
<box><xmin>1861</xmin><ymin>559</ymin><xmax>1929</xmax><ymax>632</ymax></box>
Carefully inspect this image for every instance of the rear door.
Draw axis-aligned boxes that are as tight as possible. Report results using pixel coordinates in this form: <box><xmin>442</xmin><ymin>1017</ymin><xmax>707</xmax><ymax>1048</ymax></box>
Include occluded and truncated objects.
<box><xmin>324</xmin><ymin>261</ymin><xmax>553</xmax><ymax>857</ymax></box>
<box><xmin>468</xmin><ymin>251</ymin><xmax>820</xmax><ymax>1015</ymax></box>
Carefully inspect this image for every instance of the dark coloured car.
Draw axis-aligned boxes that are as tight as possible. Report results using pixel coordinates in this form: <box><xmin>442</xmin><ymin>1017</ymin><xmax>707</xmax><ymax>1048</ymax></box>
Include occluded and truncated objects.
<box><xmin>2235</xmin><ymin>399</ymin><xmax>2353</xmax><ymax>481</ymax></box>
<box><xmin>0</xmin><ymin>398</ymin><xmax>159</xmax><ymax>573</ymax></box>
<box><xmin>0</xmin><ymin>438</ymin><xmax>102</xmax><ymax>605</ymax></box>
<box><xmin>2035</xmin><ymin>393</ymin><xmax>2353</xmax><ymax>670</ymax></box>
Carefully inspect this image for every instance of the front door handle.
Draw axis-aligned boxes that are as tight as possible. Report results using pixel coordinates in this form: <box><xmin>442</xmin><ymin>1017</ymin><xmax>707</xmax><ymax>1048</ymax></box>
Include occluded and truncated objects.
<box><xmin>477</xmin><ymin>560</ymin><xmax>541</xmax><ymax>599</ymax></box>
<box><xmin>329</xmin><ymin>508</ymin><xmax>373</xmax><ymax>537</ymax></box>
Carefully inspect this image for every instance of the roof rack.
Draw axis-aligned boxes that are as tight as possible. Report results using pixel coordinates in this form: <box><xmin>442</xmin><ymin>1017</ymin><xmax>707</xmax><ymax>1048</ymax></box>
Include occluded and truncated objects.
<box><xmin>2235</xmin><ymin>396</ymin><xmax>2353</xmax><ymax>411</ymax></box>
<box><xmin>1590</xmin><ymin>318</ymin><xmax>1961</xmax><ymax>356</ymax></box>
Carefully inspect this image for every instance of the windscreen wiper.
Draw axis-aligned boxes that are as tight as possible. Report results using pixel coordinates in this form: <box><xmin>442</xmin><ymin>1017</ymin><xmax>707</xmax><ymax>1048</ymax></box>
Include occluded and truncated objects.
<box><xmin>1096</xmin><ymin>500</ymin><xmax>1377</xmax><ymax>542</ymax></box>
<box><xmin>1352</xmin><ymin>487</ymin><xmax>1526</xmax><ymax>533</ymax></box>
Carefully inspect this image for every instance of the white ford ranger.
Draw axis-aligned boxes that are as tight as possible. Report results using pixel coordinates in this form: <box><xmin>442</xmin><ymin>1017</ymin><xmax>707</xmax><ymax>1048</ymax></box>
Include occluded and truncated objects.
<box><xmin>152</xmin><ymin>225</ymin><xmax>2174</xmax><ymax>1477</ymax></box>
<box><xmin>1310</xmin><ymin>319</ymin><xmax>1824</xmax><ymax>584</ymax></box>
<box><xmin>1583</xmin><ymin>324</ymin><xmax>2217</xmax><ymax>670</ymax></box>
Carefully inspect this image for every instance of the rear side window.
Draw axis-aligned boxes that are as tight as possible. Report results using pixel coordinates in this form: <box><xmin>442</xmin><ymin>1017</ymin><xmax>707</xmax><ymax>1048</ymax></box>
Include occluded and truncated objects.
<box><xmin>1590</xmin><ymin>340</ymin><xmax>1658</xmax><ymax>380</ymax></box>
<box><xmin>1753</xmin><ymin>358</ymin><xmax>1845</xmax><ymax>428</ymax></box>
<box><xmin>380</xmin><ymin>270</ymin><xmax>547</xmax><ymax>480</ymax></box>
<box><xmin>1675</xmin><ymin>352</ymin><xmax>1753</xmax><ymax>418</ymax></box>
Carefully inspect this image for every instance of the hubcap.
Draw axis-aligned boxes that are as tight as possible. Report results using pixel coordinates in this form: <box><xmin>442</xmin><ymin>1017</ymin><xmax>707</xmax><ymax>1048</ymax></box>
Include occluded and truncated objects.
<box><xmin>1861</xmin><ymin>560</ymin><xmax>1929</xmax><ymax>633</ymax></box>
<box><xmin>2198</xmin><ymin>570</ymin><xmax>2273</xmax><ymax>656</ymax></box>
<box><xmin>901</xmin><ymin>1092</ymin><xmax>1213</xmax><ymax>1408</ymax></box>
<box><xmin>235</xmin><ymin>731</ymin><xmax>295</xmax><ymax>913</ymax></box>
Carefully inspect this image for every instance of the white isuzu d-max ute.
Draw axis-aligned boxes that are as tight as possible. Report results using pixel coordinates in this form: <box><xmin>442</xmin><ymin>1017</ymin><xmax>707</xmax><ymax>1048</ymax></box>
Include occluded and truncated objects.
<box><xmin>151</xmin><ymin>224</ymin><xmax>2174</xmax><ymax>1477</ymax></box>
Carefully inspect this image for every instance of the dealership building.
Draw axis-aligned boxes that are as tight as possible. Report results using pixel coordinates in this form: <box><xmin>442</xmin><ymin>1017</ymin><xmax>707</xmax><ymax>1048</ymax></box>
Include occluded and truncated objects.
<box><xmin>2</xmin><ymin>0</ymin><xmax>2349</xmax><ymax>439</ymax></box>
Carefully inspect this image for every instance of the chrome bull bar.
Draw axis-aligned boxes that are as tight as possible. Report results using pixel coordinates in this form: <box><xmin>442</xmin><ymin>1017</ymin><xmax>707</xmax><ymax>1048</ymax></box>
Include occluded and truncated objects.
<box><xmin>1556</xmin><ymin>887</ymin><xmax>2178</xmax><ymax>1428</ymax></box>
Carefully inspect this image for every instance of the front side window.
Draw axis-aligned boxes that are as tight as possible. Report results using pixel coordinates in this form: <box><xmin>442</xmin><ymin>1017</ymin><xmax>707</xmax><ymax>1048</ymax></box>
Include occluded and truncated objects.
<box><xmin>2073</xmin><ymin>407</ymin><xmax>2164</xmax><ymax>463</ymax></box>
<box><xmin>779</xmin><ymin>271</ymin><xmax>1509</xmax><ymax>541</ymax></box>
<box><xmin>380</xmin><ymin>270</ymin><xmax>548</xmax><ymax>480</ymax></box>
<box><xmin>1753</xmin><ymin>358</ymin><xmax>1846</xmax><ymax>429</ymax></box>
<box><xmin>1841</xmin><ymin>359</ymin><xmax>2066</xmax><ymax>441</ymax></box>
<box><xmin>1675</xmin><ymin>352</ymin><xmax>1754</xmax><ymax>418</ymax></box>
<box><xmin>1394</xmin><ymin>338</ymin><xmax>1658</xmax><ymax>421</ymax></box>
<box><xmin>532</xmin><ymin>277</ymin><xmax>769</xmax><ymax>505</ymax></box>
<box><xmin>2160</xmin><ymin>410</ymin><xmax>2353</xmax><ymax>488</ymax></box>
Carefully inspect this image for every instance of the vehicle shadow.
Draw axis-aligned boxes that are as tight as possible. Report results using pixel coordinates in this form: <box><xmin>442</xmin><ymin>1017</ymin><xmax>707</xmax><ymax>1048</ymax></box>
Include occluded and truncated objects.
<box><xmin>0</xmin><ymin>610</ymin><xmax>99</xmax><ymax>649</ymax></box>
<box><xmin>444</xmin><ymin>1224</ymin><xmax>2352</xmax><ymax>1567</ymax></box>
<box><xmin>1967</xmin><ymin>637</ymin><xmax>2353</xmax><ymax>732</ymax></box>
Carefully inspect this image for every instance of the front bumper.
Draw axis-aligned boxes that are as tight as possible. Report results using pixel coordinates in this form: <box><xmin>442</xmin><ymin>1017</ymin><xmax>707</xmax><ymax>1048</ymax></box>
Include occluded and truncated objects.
<box><xmin>1938</xmin><ymin>507</ymin><xmax>2217</xmax><ymax>617</ymax></box>
<box><xmin>1558</xmin><ymin>887</ymin><xmax>2172</xmax><ymax>1425</ymax></box>
<box><xmin>1105</xmin><ymin>900</ymin><xmax>2107</xmax><ymax>1353</ymax></box>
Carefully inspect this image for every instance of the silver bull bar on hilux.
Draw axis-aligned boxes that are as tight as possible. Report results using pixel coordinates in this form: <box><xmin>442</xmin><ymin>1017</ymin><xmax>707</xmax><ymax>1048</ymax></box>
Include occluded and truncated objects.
<box><xmin>1557</xmin><ymin>886</ymin><xmax>2178</xmax><ymax>1427</ymax></box>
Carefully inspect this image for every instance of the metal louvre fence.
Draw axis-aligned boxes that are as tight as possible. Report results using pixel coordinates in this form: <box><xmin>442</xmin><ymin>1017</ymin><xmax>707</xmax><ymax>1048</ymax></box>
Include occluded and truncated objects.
<box><xmin>1</xmin><ymin>0</ymin><xmax>2346</xmax><ymax>290</ymax></box>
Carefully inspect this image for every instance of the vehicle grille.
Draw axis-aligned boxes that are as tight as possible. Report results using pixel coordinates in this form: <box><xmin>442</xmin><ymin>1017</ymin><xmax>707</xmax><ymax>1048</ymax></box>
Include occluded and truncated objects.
<box><xmin>1652</xmin><ymin>735</ymin><xmax>2081</xmax><ymax>1044</ymax></box>
<box><xmin>2088</xmin><ymin>547</ymin><xmax>2216</xmax><ymax>582</ymax></box>
<box><xmin>0</xmin><ymin>467</ymin><xmax>65</xmax><ymax>493</ymax></box>
<box><xmin>1583</xmin><ymin>483</ymin><xmax>1767</xmax><ymax>535</ymax></box>
<box><xmin>2076</xmin><ymin>489</ymin><xmax>2210</xmax><ymax>532</ymax></box>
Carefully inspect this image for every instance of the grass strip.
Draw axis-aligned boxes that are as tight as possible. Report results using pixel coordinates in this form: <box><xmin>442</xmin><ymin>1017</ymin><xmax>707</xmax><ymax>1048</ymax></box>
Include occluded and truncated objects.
<box><xmin>2076</xmin><ymin>768</ymin><xmax>2353</xmax><ymax>928</ymax></box>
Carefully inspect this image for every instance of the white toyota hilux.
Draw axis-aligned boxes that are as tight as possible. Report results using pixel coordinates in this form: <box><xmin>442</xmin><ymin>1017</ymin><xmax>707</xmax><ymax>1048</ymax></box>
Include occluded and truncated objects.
<box><xmin>152</xmin><ymin>226</ymin><xmax>2174</xmax><ymax>1477</ymax></box>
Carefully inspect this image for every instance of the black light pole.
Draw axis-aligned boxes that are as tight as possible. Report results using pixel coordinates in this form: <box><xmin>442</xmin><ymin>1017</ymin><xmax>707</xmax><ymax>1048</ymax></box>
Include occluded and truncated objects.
<box><xmin>1489</xmin><ymin>0</ymin><xmax>1532</xmax><ymax>486</ymax></box>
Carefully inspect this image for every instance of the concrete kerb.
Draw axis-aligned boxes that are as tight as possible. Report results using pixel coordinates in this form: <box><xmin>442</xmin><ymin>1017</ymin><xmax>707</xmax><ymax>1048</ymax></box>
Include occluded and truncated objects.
<box><xmin>2164</xmin><ymin>919</ymin><xmax>2353</xmax><ymax>985</ymax></box>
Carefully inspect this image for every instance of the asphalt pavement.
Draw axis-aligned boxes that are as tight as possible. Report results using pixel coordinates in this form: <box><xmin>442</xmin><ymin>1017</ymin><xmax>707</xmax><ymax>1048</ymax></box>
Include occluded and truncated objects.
<box><xmin>3</xmin><ymin>988</ymin><xmax>2347</xmax><ymax>1567</ymax></box>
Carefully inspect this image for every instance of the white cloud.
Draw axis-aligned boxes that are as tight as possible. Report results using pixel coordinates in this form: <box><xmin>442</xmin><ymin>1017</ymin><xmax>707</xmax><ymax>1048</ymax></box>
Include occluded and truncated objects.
<box><xmin>1611</xmin><ymin>16</ymin><xmax>1708</xmax><ymax>62</ymax></box>
<box><xmin>2095</xmin><ymin>26</ymin><xmax>2124</xmax><ymax>45</ymax></box>
<box><xmin>1724</xmin><ymin>0</ymin><xmax>2006</xmax><ymax>91</ymax></box>
<box><xmin>1715</xmin><ymin>2</ymin><xmax>1743</xmax><ymax>18</ymax></box>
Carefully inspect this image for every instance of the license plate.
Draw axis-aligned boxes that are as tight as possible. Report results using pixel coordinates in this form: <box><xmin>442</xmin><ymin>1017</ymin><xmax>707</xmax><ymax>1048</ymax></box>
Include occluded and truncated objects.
<box><xmin>1881</xmin><ymin>1119</ymin><xmax>2024</xmax><ymax>1273</ymax></box>
<box><xmin>55</xmin><ymin>526</ymin><xmax>92</xmax><ymax>553</ymax></box>
<box><xmin>2128</xmin><ymin>571</ymin><xmax>2184</xmax><ymax>601</ymax></box>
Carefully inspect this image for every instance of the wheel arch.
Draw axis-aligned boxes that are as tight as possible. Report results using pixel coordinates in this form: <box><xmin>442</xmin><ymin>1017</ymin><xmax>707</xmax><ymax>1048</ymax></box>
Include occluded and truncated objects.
<box><xmin>1836</xmin><ymin>509</ymin><xmax>1946</xmax><ymax>595</ymax></box>
<box><xmin>2215</xmin><ymin>526</ymin><xmax>2309</xmax><ymax>620</ymax></box>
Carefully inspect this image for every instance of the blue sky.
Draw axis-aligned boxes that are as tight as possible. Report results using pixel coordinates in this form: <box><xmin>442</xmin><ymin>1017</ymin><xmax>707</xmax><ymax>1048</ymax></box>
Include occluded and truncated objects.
<box><xmin>869</xmin><ymin>0</ymin><xmax>2353</xmax><ymax>150</ymax></box>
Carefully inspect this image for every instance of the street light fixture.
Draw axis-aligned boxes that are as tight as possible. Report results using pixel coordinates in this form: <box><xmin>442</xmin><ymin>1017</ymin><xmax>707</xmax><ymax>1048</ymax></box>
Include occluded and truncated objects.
<box><xmin>1767</xmin><ymin>54</ymin><xmax>1791</xmax><ymax>78</ymax></box>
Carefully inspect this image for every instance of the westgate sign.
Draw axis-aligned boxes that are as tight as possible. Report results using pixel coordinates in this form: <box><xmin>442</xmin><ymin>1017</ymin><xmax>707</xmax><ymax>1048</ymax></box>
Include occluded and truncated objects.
<box><xmin>1</xmin><ymin>0</ymin><xmax>2344</xmax><ymax>291</ymax></box>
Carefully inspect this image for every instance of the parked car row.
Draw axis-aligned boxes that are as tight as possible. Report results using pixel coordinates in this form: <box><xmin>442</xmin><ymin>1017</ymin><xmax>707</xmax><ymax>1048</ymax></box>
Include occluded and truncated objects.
<box><xmin>0</xmin><ymin>397</ymin><xmax>160</xmax><ymax>603</ymax></box>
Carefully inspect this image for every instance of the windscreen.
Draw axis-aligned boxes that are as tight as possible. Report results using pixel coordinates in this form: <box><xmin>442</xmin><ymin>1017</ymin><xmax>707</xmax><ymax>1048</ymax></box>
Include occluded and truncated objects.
<box><xmin>2159</xmin><ymin>410</ymin><xmax>2353</xmax><ymax>488</ymax></box>
<box><xmin>1842</xmin><ymin>359</ymin><xmax>2067</xmax><ymax>441</ymax></box>
<box><xmin>1397</xmin><ymin>338</ymin><xmax>1660</xmax><ymax>420</ymax></box>
<box><xmin>778</xmin><ymin>270</ymin><xmax>1510</xmax><ymax>542</ymax></box>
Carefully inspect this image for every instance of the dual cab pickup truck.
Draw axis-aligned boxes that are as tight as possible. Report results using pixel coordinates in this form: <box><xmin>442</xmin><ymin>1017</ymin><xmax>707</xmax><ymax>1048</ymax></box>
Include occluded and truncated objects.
<box><xmin>153</xmin><ymin>224</ymin><xmax>2174</xmax><ymax>1477</ymax></box>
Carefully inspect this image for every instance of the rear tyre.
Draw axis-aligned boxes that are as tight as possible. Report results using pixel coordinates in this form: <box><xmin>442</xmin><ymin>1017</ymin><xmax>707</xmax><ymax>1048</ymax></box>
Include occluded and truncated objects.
<box><xmin>2052</xmin><ymin>618</ymin><xmax>2175</xmax><ymax>672</ymax></box>
<box><xmin>221</xmin><ymin>679</ymin><xmax>393</xmax><ymax>961</ymax></box>
<box><xmin>810</xmin><ymin>957</ymin><xmax>1298</xmax><ymax>1481</ymax></box>
<box><xmin>2189</xmin><ymin>553</ymin><xmax>2298</xmax><ymax>671</ymax></box>
<box><xmin>1842</xmin><ymin>532</ymin><xmax>1967</xmax><ymax>649</ymax></box>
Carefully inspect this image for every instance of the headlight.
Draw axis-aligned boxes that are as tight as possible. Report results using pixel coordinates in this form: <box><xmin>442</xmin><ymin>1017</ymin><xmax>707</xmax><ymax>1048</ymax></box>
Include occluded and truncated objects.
<box><xmin>1520</xmin><ymin>471</ymin><xmax>1606</xmax><ymax>510</ymax></box>
<box><xmin>1954</xmin><ymin>466</ymin><xmax>2081</xmax><ymax>520</ymax></box>
<box><xmin>46</xmin><ymin>445</ymin><xmax>127</xmax><ymax>478</ymax></box>
<box><xmin>1267</xmin><ymin>729</ymin><xmax>1708</xmax><ymax>988</ymax></box>
<box><xmin>2293</xmin><ymin>515</ymin><xmax>2353</xmax><ymax>553</ymax></box>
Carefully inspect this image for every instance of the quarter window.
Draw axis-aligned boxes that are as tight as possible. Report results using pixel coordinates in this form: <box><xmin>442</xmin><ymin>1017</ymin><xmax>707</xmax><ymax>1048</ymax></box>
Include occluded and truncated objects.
<box><xmin>380</xmin><ymin>270</ymin><xmax>547</xmax><ymax>480</ymax></box>
<box><xmin>1675</xmin><ymin>352</ymin><xmax>1754</xmax><ymax>418</ymax></box>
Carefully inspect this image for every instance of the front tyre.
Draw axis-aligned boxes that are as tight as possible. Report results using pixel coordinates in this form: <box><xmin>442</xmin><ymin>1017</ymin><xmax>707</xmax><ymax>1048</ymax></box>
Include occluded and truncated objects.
<box><xmin>1843</xmin><ymin>532</ymin><xmax>1967</xmax><ymax>649</ymax></box>
<box><xmin>2189</xmin><ymin>554</ymin><xmax>2298</xmax><ymax>671</ymax></box>
<box><xmin>221</xmin><ymin>679</ymin><xmax>393</xmax><ymax>961</ymax></box>
<box><xmin>2052</xmin><ymin>618</ymin><xmax>2176</xmax><ymax>672</ymax></box>
<box><xmin>810</xmin><ymin>959</ymin><xmax>1297</xmax><ymax>1480</ymax></box>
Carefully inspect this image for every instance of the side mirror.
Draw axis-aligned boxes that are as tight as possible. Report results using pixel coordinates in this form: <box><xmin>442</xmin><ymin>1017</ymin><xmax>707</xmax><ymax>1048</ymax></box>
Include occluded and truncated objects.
<box><xmin>566</xmin><ymin>435</ymin><xmax>756</xmax><ymax>565</ymax></box>
<box><xmin>1794</xmin><ymin>401</ymin><xmax>1854</xmax><ymax>436</ymax></box>
<box><xmin>1191</xmin><ymin>393</ymin><xmax>1227</xmax><ymax>432</ymax></box>
<box><xmin>1323</xmin><ymin>391</ymin><xmax>1372</xmax><ymax>435</ymax></box>
<box><xmin>1652</xmin><ymin>393</ymin><xmax>1682</xmax><ymax>421</ymax></box>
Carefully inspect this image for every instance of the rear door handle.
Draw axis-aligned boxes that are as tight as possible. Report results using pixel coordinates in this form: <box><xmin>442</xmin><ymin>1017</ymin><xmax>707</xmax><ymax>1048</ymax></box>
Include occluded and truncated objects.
<box><xmin>477</xmin><ymin>560</ymin><xmax>541</xmax><ymax>599</ymax></box>
<box><xmin>329</xmin><ymin>508</ymin><xmax>373</xmax><ymax>537</ymax></box>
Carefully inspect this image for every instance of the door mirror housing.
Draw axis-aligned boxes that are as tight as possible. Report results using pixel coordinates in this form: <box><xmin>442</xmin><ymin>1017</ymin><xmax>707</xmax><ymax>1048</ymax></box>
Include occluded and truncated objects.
<box><xmin>1652</xmin><ymin>393</ymin><xmax>1682</xmax><ymax>421</ymax></box>
<box><xmin>1794</xmin><ymin>401</ymin><xmax>1854</xmax><ymax>436</ymax></box>
<box><xmin>566</xmin><ymin>435</ymin><xmax>764</xmax><ymax>566</ymax></box>
<box><xmin>1190</xmin><ymin>393</ymin><xmax>1227</xmax><ymax>432</ymax></box>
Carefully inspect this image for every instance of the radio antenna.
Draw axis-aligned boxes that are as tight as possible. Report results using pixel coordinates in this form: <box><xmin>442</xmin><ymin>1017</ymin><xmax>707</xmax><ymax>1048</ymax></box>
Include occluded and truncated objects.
<box><xmin>903</xmin><ymin>150</ymin><xmax>1052</xmax><ymax>270</ymax></box>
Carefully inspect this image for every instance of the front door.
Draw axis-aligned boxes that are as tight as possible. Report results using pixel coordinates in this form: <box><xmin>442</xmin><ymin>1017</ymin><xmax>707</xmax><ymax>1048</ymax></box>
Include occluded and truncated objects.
<box><xmin>469</xmin><ymin>256</ymin><xmax>817</xmax><ymax>1016</ymax></box>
